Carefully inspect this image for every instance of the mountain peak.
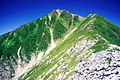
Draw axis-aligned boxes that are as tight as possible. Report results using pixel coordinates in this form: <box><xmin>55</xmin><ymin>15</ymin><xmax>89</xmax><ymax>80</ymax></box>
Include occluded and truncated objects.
<box><xmin>47</xmin><ymin>9</ymin><xmax>85</xmax><ymax>23</ymax></box>
<box><xmin>48</xmin><ymin>9</ymin><xmax>70</xmax><ymax>17</ymax></box>
<box><xmin>54</xmin><ymin>9</ymin><xmax>65</xmax><ymax>12</ymax></box>
<box><xmin>51</xmin><ymin>9</ymin><xmax>64</xmax><ymax>14</ymax></box>
<box><xmin>0</xmin><ymin>10</ymin><xmax>120</xmax><ymax>80</ymax></box>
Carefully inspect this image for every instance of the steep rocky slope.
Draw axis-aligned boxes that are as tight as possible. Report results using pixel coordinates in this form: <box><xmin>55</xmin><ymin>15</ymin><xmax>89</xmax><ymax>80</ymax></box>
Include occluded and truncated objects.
<box><xmin>0</xmin><ymin>10</ymin><xmax>120</xmax><ymax>80</ymax></box>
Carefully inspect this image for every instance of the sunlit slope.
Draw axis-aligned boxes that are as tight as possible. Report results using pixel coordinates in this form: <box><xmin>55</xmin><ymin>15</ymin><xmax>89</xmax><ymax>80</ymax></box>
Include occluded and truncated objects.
<box><xmin>0</xmin><ymin>10</ymin><xmax>84</xmax><ymax>79</ymax></box>
<box><xmin>19</xmin><ymin>14</ymin><xmax>120</xmax><ymax>80</ymax></box>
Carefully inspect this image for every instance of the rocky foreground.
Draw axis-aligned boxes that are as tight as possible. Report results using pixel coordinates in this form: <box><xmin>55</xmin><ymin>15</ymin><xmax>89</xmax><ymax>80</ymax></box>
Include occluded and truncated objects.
<box><xmin>70</xmin><ymin>44</ymin><xmax>120</xmax><ymax>80</ymax></box>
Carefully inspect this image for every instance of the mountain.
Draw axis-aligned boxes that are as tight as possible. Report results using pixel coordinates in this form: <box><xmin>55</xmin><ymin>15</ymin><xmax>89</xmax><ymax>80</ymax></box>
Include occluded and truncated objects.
<box><xmin>0</xmin><ymin>9</ymin><xmax>120</xmax><ymax>80</ymax></box>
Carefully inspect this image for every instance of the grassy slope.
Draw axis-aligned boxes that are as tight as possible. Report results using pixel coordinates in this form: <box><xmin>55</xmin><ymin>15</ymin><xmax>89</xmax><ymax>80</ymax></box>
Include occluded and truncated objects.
<box><xmin>19</xmin><ymin>14</ymin><xmax>120</xmax><ymax>80</ymax></box>
<box><xmin>19</xmin><ymin>25</ymin><xmax>90</xmax><ymax>80</ymax></box>
<box><xmin>0</xmin><ymin>10</ymin><xmax>84</xmax><ymax>79</ymax></box>
<box><xmin>0</xmin><ymin>10</ymin><xmax>84</xmax><ymax>62</ymax></box>
<box><xmin>78</xmin><ymin>14</ymin><xmax>120</xmax><ymax>52</ymax></box>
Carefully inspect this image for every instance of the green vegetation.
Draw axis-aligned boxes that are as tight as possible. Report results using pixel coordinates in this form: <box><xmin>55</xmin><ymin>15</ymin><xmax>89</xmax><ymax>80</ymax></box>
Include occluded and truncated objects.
<box><xmin>0</xmin><ymin>10</ymin><xmax>84</xmax><ymax>62</ymax></box>
<box><xmin>78</xmin><ymin>14</ymin><xmax>120</xmax><ymax>52</ymax></box>
<box><xmin>90</xmin><ymin>14</ymin><xmax>120</xmax><ymax>46</ymax></box>
<box><xmin>91</xmin><ymin>38</ymin><xmax>108</xmax><ymax>53</ymax></box>
<box><xmin>19</xmin><ymin>24</ymin><xmax>88</xmax><ymax>80</ymax></box>
<box><xmin>0</xmin><ymin>10</ymin><xmax>120</xmax><ymax>80</ymax></box>
<box><xmin>53</xmin><ymin>20</ymin><xmax>67</xmax><ymax>40</ymax></box>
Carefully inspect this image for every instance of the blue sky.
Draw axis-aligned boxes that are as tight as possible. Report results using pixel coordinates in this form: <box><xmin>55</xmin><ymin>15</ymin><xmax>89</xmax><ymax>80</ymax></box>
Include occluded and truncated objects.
<box><xmin>0</xmin><ymin>0</ymin><xmax>120</xmax><ymax>35</ymax></box>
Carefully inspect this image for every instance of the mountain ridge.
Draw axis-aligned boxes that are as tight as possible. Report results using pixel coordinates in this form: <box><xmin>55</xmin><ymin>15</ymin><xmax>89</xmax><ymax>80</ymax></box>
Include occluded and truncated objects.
<box><xmin>0</xmin><ymin>9</ymin><xmax>120</xmax><ymax>80</ymax></box>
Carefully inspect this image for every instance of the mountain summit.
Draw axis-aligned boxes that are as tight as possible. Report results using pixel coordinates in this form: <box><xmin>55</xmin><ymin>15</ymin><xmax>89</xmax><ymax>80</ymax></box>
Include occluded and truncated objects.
<box><xmin>0</xmin><ymin>10</ymin><xmax>120</xmax><ymax>80</ymax></box>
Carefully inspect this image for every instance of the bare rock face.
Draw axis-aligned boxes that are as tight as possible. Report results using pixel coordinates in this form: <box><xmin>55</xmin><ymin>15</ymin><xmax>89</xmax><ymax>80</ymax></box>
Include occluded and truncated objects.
<box><xmin>0</xmin><ymin>60</ymin><xmax>15</xmax><ymax>80</ymax></box>
<box><xmin>69</xmin><ymin>44</ymin><xmax>120</xmax><ymax>80</ymax></box>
